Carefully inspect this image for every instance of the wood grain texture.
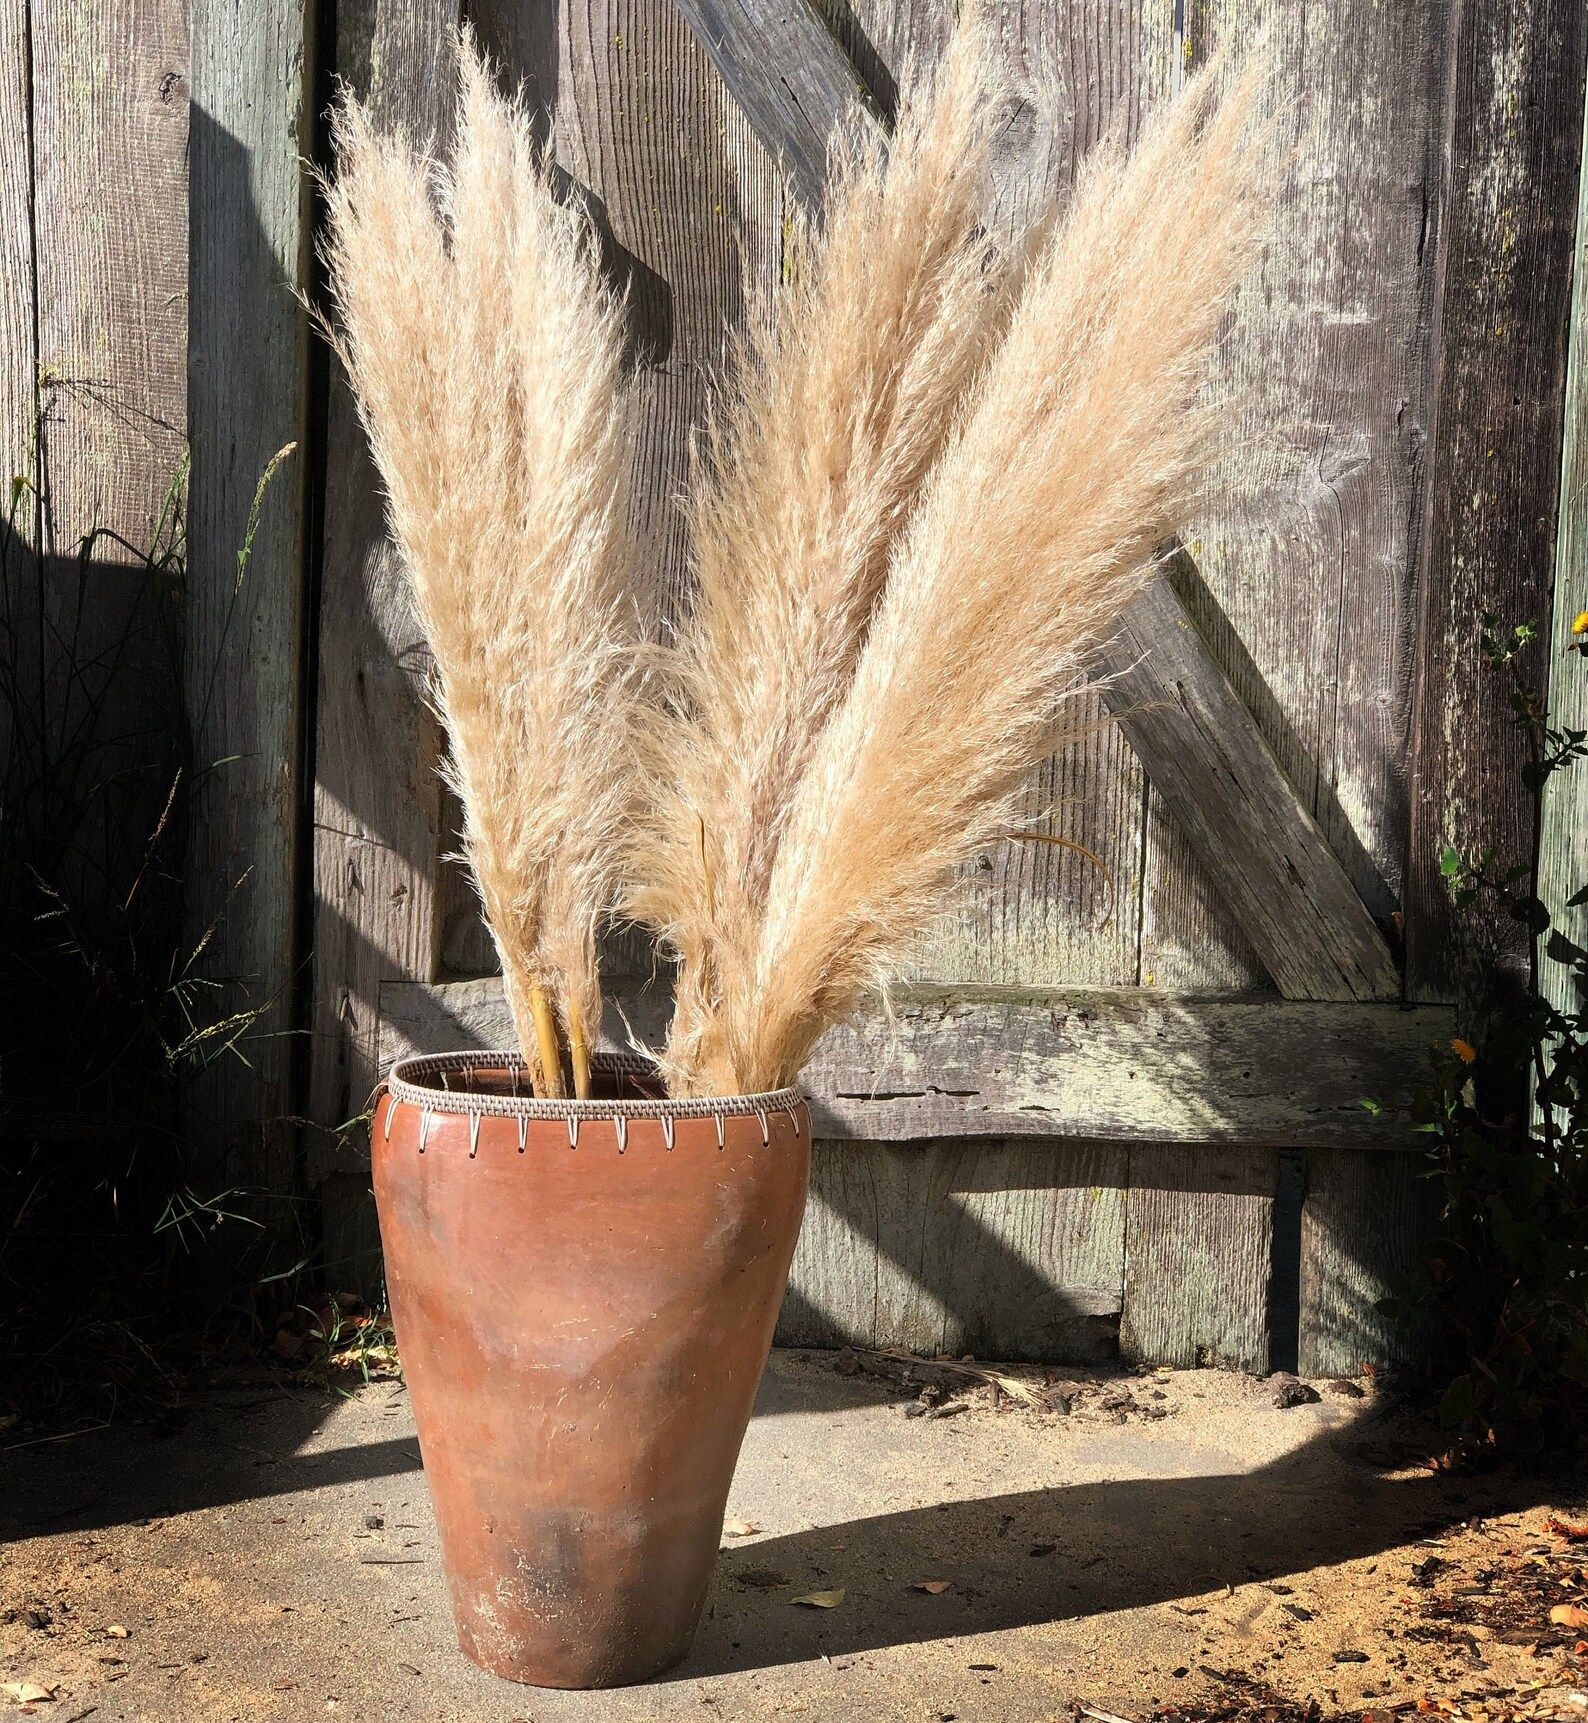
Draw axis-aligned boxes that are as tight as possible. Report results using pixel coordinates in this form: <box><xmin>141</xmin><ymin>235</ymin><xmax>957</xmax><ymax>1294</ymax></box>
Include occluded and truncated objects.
<box><xmin>1299</xmin><ymin>1145</ymin><xmax>1435</xmax><ymax>1378</ymax></box>
<box><xmin>1122</xmin><ymin>1144</ymin><xmax>1276</xmax><ymax>1372</ymax></box>
<box><xmin>1539</xmin><ymin>81</ymin><xmax>1588</xmax><ymax>1026</ymax></box>
<box><xmin>26</xmin><ymin>0</ymin><xmax>188</xmax><ymax>982</ymax></box>
<box><xmin>779</xmin><ymin>1139</ymin><xmax>1127</xmax><ymax>1362</ymax></box>
<box><xmin>308</xmin><ymin>1</ymin><xmax>458</xmax><ymax>1277</ymax></box>
<box><xmin>0</xmin><ymin>0</ymin><xmax>34</xmax><ymax>520</ymax></box>
<box><xmin>1145</xmin><ymin>0</ymin><xmax>1441</xmax><ymax>997</ymax></box>
<box><xmin>185</xmin><ymin>0</ymin><xmax>311</xmax><ymax>1192</ymax></box>
<box><xmin>1097</xmin><ymin>557</ymin><xmax>1402</xmax><ymax>1002</ymax></box>
<box><xmin>0</xmin><ymin>0</ymin><xmax>37</xmax><ymax>780</ymax></box>
<box><xmin>32</xmin><ymin>0</ymin><xmax>187</xmax><ymax>552</ymax></box>
<box><xmin>381</xmin><ymin>975</ymin><xmax>1450</xmax><ymax>1149</ymax></box>
<box><xmin>672</xmin><ymin>0</ymin><xmax>882</xmax><ymax>202</ymax></box>
<box><xmin>1406</xmin><ymin>0</ymin><xmax>1587</xmax><ymax>1015</ymax></box>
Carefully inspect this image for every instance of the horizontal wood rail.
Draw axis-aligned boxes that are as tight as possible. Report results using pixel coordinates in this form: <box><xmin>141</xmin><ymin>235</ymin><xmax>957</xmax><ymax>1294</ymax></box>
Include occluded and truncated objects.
<box><xmin>670</xmin><ymin>0</ymin><xmax>1402</xmax><ymax>1006</ymax></box>
<box><xmin>381</xmin><ymin>978</ymin><xmax>1449</xmax><ymax>1149</ymax></box>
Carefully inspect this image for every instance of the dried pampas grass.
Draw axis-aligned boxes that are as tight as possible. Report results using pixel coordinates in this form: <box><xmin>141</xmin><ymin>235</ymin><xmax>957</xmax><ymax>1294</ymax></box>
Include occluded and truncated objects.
<box><xmin>323</xmin><ymin>22</ymin><xmax>1275</xmax><ymax>1104</ymax></box>
<box><xmin>630</xmin><ymin>18</ymin><xmax>1025</xmax><ymax>1088</ymax></box>
<box><xmin>648</xmin><ymin>52</ymin><xmax>1274</xmax><ymax>1095</ymax></box>
<box><xmin>321</xmin><ymin>31</ymin><xmax>641</xmax><ymax>1097</ymax></box>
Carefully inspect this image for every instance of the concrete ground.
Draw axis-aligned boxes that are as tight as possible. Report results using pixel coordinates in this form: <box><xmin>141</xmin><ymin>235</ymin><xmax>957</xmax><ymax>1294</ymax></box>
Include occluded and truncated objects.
<box><xmin>1</xmin><ymin>1350</ymin><xmax>1581</xmax><ymax>1722</ymax></box>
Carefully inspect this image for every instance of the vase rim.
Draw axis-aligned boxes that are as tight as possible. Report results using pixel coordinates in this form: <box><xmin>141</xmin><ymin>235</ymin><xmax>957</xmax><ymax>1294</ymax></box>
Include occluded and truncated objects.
<box><xmin>385</xmin><ymin>1048</ymin><xmax>805</xmax><ymax>1121</ymax></box>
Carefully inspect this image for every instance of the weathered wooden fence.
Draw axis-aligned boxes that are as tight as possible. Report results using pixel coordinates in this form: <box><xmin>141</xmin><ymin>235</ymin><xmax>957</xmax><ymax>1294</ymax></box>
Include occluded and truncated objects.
<box><xmin>4</xmin><ymin>0</ymin><xmax>1587</xmax><ymax>1375</ymax></box>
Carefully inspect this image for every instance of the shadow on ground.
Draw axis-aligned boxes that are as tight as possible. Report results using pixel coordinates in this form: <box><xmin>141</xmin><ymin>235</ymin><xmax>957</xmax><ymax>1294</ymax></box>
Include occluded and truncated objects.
<box><xmin>3</xmin><ymin>1355</ymin><xmax>1559</xmax><ymax>1686</ymax></box>
<box><xmin>678</xmin><ymin>1442</ymin><xmax>1539</xmax><ymax>1678</ymax></box>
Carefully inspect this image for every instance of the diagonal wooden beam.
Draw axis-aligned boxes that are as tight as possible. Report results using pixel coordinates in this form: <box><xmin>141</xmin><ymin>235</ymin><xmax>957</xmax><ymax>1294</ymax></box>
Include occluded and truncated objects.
<box><xmin>672</xmin><ymin>0</ymin><xmax>1402</xmax><ymax>1003</ymax></box>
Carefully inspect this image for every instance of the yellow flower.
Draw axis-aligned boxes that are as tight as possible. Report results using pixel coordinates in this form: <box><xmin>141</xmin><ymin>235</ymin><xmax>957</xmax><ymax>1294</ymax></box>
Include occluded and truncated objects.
<box><xmin>1574</xmin><ymin>609</ymin><xmax>1588</xmax><ymax>636</ymax></box>
<box><xmin>1451</xmin><ymin>1037</ymin><xmax>1477</xmax><ymax>1064</ymax></box>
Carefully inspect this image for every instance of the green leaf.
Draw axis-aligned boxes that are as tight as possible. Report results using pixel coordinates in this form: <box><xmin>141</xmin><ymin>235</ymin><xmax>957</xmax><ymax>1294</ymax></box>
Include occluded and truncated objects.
<box><xmin>1508</xmin><ymin>896</ymin><xmax>1551</xmax><ymax>934</ymax></box>
<box><xmin>1439</xmin><ymin>845</ymin><xmax>1463</xmax><ymax>879</ymax></box>
<box><xmin>1438</xmin><ymin>1374</ymin><xmax>1478</xmax><ymax>1428</ymax></box>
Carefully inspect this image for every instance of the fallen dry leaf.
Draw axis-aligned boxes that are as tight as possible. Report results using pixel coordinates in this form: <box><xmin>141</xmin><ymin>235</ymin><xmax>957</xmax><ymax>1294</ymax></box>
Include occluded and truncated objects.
<box><xmin>1</xmin><ymin>1683</ymin><xmax>56</xmax><ymax>1704</ymax></box>
<box><xmin>912</xmin><ymin>1579</ymin><xmax>952</xmax><ymax>1594</ymax></box>
<box><xmin>1546</xmin><ymin>1517</ymin><xmax>1588</xmax><ymax>1542</ymax></box>
<box><xmin>722</xmin><ymin>1519</ymin><xmax>760</xmax><ymax>1538</ymax></box>
<box><xmin>1548</xmin><ymin>1603</ymin><xmax>1588</xmax><ymax>1629</ymax></box>
<box><xmin>791</xmin><ymin>1589</ymin><xmax>845</xmax><ymax>1608</ymax></box>
<box><xmin>105</xmin><ymin>1624</ymin><xmax>130</xmax><ymax>1639</ymax></box>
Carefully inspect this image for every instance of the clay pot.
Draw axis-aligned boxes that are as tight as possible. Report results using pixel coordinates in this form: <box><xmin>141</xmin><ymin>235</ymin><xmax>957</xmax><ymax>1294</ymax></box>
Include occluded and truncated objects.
<box><xmin>370</xmin><ymin>1050</ymin><xmax>810</xmax><ymax>1689</ymax></box>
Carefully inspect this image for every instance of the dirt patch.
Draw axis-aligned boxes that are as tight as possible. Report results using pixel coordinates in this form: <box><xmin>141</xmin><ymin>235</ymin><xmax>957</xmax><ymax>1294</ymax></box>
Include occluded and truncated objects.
<box><xmin>1</xmin><ymin>1353</ymin><xmax>1584</xmax><ymax>1722</ymax></box>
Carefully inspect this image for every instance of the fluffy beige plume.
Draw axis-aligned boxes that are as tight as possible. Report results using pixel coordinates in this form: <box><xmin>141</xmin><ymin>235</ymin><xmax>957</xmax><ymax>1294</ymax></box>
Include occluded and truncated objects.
<box><xmin>631</xmin><ymin>19</ymin><xmax>1021</xmax><ymax>1088</ymax></box>
<box><xmin>321</xmin><ymin>32</ymin><xmax>639</xmax><ymax>1097</ymax></box>
<box><xmin>670</xmin><ymin>55</ymin><xmax>1273</xmax><ymax>1095</ymax></box>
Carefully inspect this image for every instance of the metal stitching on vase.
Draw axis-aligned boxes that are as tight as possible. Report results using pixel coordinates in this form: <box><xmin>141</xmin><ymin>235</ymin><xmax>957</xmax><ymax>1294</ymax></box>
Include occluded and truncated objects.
<box><xmin>517</xmin><ymin>1115</ymin><xmax>528</xmax><ymax>1154</ymax></box>
<box><xmin>661</xmin><ymin>1114</ymin><xmax>676</xmax><ymax>1151</ymax></box>
<box><xmin>714</xmin><ymin>1113</ymin><xmax>726</xmax><ymax>1151</ymax></box>
<box><xmin>468</xmin><ymin>1112</ymin><xmax>482</xmax><ymax>1158</ymax></box>
<box><xmin>615</xmin><ymin>1116</ymin><xmax>628</xmax><ymax>1154</ymax></box>
<box><xmin>567</xmin><ymin>1116</ymin><xmax>580</xmax><ymax>1149</ymax></box>
<box><xmin>419</xmin><ymin>1107</ymin><xmax>433</xmax><ymax>1153</ymax></box>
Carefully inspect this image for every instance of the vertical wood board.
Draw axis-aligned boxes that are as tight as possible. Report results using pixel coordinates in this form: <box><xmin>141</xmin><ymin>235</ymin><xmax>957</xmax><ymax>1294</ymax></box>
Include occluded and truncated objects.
<box><xmin>780</xmin><ymin>1138</ymin><xmax>1128</xmax><ymax>1363</ymax></box>
<box><xmin>27</xmin><ymin>0</ymin><xmax>188</xmax><ymax>973</ymax></box>
<box><xmin>0</xmin><ymin>0</ymin><xmax>38</xmax><ymax>786</ymax></box>
<box><xmin>1299</xmin><ymin>1145</ymin><xmax>1435</xmax><ymax>1378</ymax></box>
<box><xmin>309</xmin><ymin>2</ymin><xmax>459</xmax><ymax>1281</ymax></box>
<box><xmin>1143</xmin><ymin>0</ymin><xmax>1441</xmax><ymax>993</ymax></box>
<box><xmin>1121</xmin><ymin>1143</ymin><xmax>1276</xmax><ymax>1372</ymax></box>
<box><xmin>1539</xmin><ymin>77</ymin><xmax>1588</xmax><ymax>1023</ymax></box>
<box><xmin>1406</xmin><ymin>0</ymin><xmax>1587</xmax><ymax>1013</ymax></box>
<box><xmin>0</xmin><ymin>0</ymin><xmax>34</xmax><ymax>521</ymax></box>
<box><xmin>185</xmin><ymin>0</ymin><xmax>313</xmax><ymax>1196</ymax></box>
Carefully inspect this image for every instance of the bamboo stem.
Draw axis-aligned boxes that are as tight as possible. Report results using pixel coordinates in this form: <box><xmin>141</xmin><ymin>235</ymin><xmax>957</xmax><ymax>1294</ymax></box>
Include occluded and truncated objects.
<box><xmin>528</xmin><ymin>984</ymin><xmax>566</xmax><ymax>1099</ymax></box>
<box><xmin>566</xmin><ymin>995</ymin><xmax>592</xmax><ymax>1100</ymax></box>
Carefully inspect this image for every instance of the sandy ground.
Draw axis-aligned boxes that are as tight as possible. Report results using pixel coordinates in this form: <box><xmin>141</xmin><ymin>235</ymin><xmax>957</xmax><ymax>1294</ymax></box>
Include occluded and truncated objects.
<box><xmin>2</xmin><ymin>1349</ymin><xmax>1585</xmax><ymax>1723</ymax></box>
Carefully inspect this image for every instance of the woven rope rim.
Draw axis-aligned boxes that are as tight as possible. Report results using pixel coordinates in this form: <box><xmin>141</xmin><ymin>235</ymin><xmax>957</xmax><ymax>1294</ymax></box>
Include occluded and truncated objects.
<box><xmin>385</xmin><ymin>1049</ymin><xmax>804</xmax><ymax>1121</ymax></box>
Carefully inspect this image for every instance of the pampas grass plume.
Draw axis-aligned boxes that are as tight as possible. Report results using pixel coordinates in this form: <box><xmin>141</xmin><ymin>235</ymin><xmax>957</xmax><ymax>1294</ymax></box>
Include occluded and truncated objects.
<box><xmin>655</xmin><ymin>50</ymin><xmax>1274</xmax><ymax>1095</ymax></box>
<box><xmin>321</xmin><ymin>30</ymin><xmax>641</xmax><ymax>1097</ymax></box>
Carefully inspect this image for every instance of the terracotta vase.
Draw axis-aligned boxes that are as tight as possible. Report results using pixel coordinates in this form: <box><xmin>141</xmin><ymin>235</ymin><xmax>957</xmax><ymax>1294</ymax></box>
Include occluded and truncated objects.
<box><xmin>370</xmin><ymin>1050</ymin><xmax>810</xmax><ymax>1689</ymax></box>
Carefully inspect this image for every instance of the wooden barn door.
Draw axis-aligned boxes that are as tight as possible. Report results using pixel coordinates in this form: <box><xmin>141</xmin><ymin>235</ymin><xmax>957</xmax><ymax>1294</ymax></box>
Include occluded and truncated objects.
<box><xmin>307</xmin><ymin>0</ymin><xmax>1586</xmax><ymax>1375</ymax></box>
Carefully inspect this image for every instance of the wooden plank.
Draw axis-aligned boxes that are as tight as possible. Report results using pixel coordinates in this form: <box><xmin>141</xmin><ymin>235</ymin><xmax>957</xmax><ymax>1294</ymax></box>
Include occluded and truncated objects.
<box><xmin>0</xmin><ymin>0</ymin><xmax>37</xmax><ymax>799</ymax></box>
<box><xmin>1145</xmin><ymin>3</ymin><xmax>1440</xmax><ymax>998</ymax></box>
<box><xmin>1406</xmin><ymin>0</ymin><xmax>1587</xmax><ymax>1014</ymax></box>
<box><xmin>931</xmin><ymin>3</ymin><xmax>1165</xmax><ymax>991</ymax></box>
<box><xmin>381</xmin><ymin>976</ymin><xmax>1451</xmax><ymax>1150</ymax></box>
<box><xmin>671</xmin><ymin>0</ymin><xmax>882</xmax><ymax>202</ymax></box>
<box><xmin>28</xmin><ymin>0</ymin><xmax>188</xmax><ymax>919</ymax></box>
<box><xmin>670</xmin><ymin>0</ymin><xmax>1400</xmax><ymax>1004</ymax></box>
<box><xmin>1299</xmin><ymin>1146</ymin><xmax>1435</xmax><ymax>1379</ymax></box>
<box><xmin>308</xmin><ymin>1</ymin><xmax>459</xmax><ymax>1283</ymax></box>
<box><xmin>0</xmin><ymin>0</ymin><xmax>32</xmax><ymax>512</ymax></box>
<box><xmin>1099</xmin><ymin>558</ymin><xmax>1402</xmax><ymax>1003</ymax></box>
<box><xmin>779</xmin><ymin>1139</ymin><xmax>1127</xmax><ymax>1363</ymax></box>
<box><xmin>1539</xmin><ymin>75</ymin><xmax>1588</xmax><ymax>1024</ymax></box>
<box><xmin>185</xmin><ymin>0</ymin><xmax>312</xmax><ymax>1196</ymax></box>
<box><xmin>1121</xmin><ymin>1144</ymin><xmax>1276</xmax><ymax>1372</ymax></box>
